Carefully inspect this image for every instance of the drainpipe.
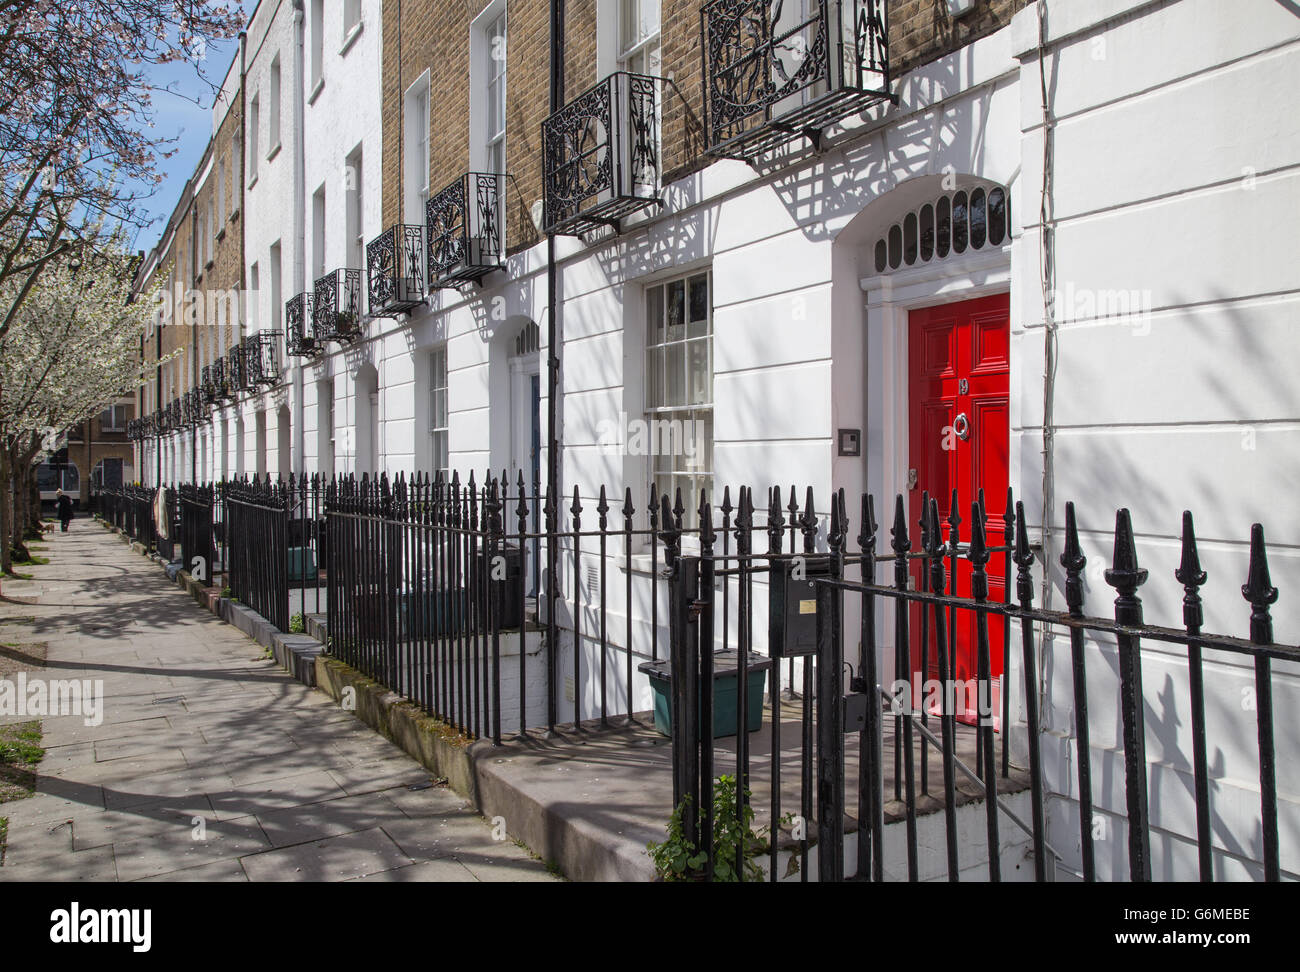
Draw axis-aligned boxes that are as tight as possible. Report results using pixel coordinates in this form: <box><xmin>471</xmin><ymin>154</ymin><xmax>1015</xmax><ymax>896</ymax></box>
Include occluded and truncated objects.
<box><xmin>238</xmin><ymin>28</ymin><xmax>247</xmax><ymax>482</ymax></box>
<box><xmin>292</xmin><ymin>0</ymin><xmax>307</xmax><ymax>476</ymax></box>
<box><xmin>545</xmin><ymin>0</ymin><xmax>564</xmax><ymax>732</ymax></box>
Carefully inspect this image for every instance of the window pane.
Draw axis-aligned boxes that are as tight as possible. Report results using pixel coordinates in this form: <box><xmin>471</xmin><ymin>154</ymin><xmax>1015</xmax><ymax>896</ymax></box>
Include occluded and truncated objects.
<box><xmin>970</xmin><ymin>187</ymin><xmax>987</xmax><ymax>249</ymax></box>
<box><xmin>903</xmin><ymin>211</ymin><xmax>917</xmax><ymax>265</ymax></box>
<box><xmin>919</xmin><ymin>203</ymin><xmax>934</xmax><ymax>262</ymax></box>
<box><xmin>952</xmin><ymin>191</ymin><xmax>968</xmax><ymax>253</ymax></box>
<box><xmin>667</xmin><ymin>279</ymin><xmax>685</xmax><ymax>339</ymax></box>
<box><xmin>686</xmin><ymin>338</ymin><xmax>709</xmax><ymax>405</ymax></box>
<box><xmin>646</xmin><ymin>346</ymin><xmax>661</xmax><ymax>407</ymax></box>
<box><xmin>937</xmin><ymin>195</ymin><xmax>951</xmax><ymax>258</ymax></box>
<box><xmin>666</xmin><ymin>342</ymin><xmax>685</xmax><ymax>406</ymax></box>
<box><xmin>987</xmin><ymin>187</ymin><xmax>1006</xmax><ymax>246</ymax></box>
<box><xmin>647</xmin><ymin>284</ymin><xmax>663</xmax><ymax>343</ymax></box>
<box><xmin>689</xmin><ymin>273</ymin><xmax>708</xmax><ymax>325</ymax></box>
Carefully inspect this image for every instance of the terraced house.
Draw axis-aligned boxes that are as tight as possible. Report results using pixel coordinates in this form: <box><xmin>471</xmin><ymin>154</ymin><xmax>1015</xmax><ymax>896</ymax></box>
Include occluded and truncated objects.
<box><xmin>130</xmin><ymin>0</ymin><xmax>1299</xmax><ymax>882</ymax></box>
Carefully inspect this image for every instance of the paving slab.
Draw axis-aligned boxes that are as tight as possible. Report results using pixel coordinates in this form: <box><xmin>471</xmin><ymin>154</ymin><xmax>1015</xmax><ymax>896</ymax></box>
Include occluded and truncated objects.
<box><xmin>239</xmin><ymin>826</ymin><xmax>413</xmax><ymax>882</ymax></box>
<box><xmin>0</xmin><ymin>525</ymin><xmax>557</xmax><ymax>883</ymax></box>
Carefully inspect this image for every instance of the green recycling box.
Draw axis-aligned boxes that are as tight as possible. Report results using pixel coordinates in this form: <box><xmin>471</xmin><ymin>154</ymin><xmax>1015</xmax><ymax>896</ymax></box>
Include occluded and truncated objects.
<box><xmin>639</xmin><ymin>650</ymin><xmax>771</xmax><ymax>739</ymax></box>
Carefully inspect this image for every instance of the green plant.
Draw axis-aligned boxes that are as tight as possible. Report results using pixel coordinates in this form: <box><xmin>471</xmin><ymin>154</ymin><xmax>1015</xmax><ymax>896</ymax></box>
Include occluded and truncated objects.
<box><xmin>648</xmin><ymin>774</ymin><xmax>769</xmax><ymax>882</ymax></box>
<box><xmin>220</xmin><ymin>585</ymin><xmax>232</xmax><ymax>599</ymax></box>
<box><xmin>289</xmin><ymin>612</ymin><xmax>305</xmax><ymax>634</ymax></box>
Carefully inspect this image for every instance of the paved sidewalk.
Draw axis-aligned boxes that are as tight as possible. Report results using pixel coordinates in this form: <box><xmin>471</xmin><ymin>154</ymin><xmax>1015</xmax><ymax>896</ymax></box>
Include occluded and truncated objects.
<box><xmin>0</xmin><ymin>518</ymin><xmax>558</xmax><ymax>882</ymax></box>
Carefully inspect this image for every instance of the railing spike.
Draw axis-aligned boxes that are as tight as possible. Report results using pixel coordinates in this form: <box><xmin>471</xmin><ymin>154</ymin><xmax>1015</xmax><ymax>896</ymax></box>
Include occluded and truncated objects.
<box><xmin>1061</xmin><ymin>501</ymin><xmax>1087</xmax><ymax>616</ymax></box>
<box><xmin>1242</xmin><ymin>523</ymin><xmax>1278</xmax><ymax>645</ymax></box>
<box><xmin>890</xmin><ymin>494</ymin><xmax>910</xmax><ymax>555</ymax></box>
<box><xmin>1014</xmin><ymin>500</ymin><xmax>1035</xmax><ymax>605</ymax></box>
<box><xmin>659</xmin><ymin>492</ymin><xmax>680</xmax><ymax>569</ymax></box>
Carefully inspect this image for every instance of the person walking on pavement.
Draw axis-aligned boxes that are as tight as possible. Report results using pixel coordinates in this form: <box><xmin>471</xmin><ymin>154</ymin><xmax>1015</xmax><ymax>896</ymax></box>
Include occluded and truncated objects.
<box><xmin>56</xmin><ymin>488</ymin><xmax>74</xmax><ymax>532</ymax></box>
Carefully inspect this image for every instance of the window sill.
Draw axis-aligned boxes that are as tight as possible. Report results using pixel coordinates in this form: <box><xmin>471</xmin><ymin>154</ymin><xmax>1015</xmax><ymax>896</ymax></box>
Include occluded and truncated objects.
<box><xmin>308</xmin><ymin>77</ymin><xmax>324</xmax><ymax>105</ymax></box>
<box><xmin>266</xmin><ymin>142</ymin><xmax>282</xmax><ymax>163</ymax></box>
<box><xmin>204</xmin><ymin>259</ymin><xmax>215</xmax><ymax>272</ymax></box>
<box><xmin>247</xmin><ymin>174</ymin><xmax>258</xmax><ymax>191</ymax></box>
<box><xmin>216</xmin><ymin>227</ymin><xmax>226</xmax><ymax>242</ymax></box>
<box><xmin>230</xmin><ymin>207</ymin><xmax>240</xmax><ymax>222</ymax></box>
<box><xmin>340</xmin><ymin>22</ymin><xmax>363</xmax><ymax>57</ymax></box>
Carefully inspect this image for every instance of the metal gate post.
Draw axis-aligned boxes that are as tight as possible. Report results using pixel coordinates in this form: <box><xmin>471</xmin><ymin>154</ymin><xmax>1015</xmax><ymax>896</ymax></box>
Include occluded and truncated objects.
<box><xmin>668</xmin><ymin>552</ymin><xmax>701</xmax><ymax>853</ymax></box>
<box><xmin>816</xmin><ymin>518</ymin><xmax>845</xmax><ymax>881</ymax></box>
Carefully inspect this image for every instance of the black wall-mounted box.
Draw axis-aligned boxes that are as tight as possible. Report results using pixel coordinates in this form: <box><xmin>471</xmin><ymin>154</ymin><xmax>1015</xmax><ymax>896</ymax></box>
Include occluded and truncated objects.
<box><xmin>768</xmin><ymin>553</ymin><xmax>833</xmax><ymax>658</ymax></box>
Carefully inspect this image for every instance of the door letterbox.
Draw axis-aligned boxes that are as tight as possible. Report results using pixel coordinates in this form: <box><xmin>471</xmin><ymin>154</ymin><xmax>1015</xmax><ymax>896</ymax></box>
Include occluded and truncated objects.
<box><xmin>768</xmin><ymin>553</ymin><xmax>832</xmax><ymax>658</ymax></box>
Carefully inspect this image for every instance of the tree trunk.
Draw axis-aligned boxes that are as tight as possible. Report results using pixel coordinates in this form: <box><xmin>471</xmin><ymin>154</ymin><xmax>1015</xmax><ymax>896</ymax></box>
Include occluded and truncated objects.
<box><xmin>6</xmin><ymin>443</ymin><xmax>30</xmax><ymax>563</ymax></box>
<box><xmin>20</xmin><ymin>435</ymin><xmax>43</xmax><ymax>540</ymax></box>
<box><xmin>0</xmin><ymin>444</ymin><xmax>13</xmax><ymax>575</ymax></box>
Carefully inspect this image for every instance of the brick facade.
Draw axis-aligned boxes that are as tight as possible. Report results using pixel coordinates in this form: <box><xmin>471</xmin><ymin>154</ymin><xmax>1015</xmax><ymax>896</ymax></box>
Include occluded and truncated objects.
<box><xmin>378</xmin><ymin>2</ymin><xmax>1028</xmax><ymax>256</ymax></box>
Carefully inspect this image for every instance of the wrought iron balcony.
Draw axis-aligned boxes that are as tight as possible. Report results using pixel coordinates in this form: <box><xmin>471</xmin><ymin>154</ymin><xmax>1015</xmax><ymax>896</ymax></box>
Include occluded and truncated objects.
<box><xmin>126</xmin><ymin>418</ymin><xmax>139</xmax><ymax>441</ymax></box>
<box><xmin>426</xmin><ymin>173</ymin><xmax>505</xmax><ymax>288</ymax></box>
<box><xmin>243</xmin><ymin>330</ymin><xmax>282</xmax><ymax>386</ymax></box>
<box><xmin>152</xmin><ymin>409</ymin><xmax>166</xmax><ymax>436</ymax></box>
<box><xmin>228</xmin><ymin>344</ymin><xmax>248</xmax><ymax>394</ymax></box>
<box><xmin>200</xmin><ymin>364</ymin><xmax>218</xmax><ymax>404</ymax></box>
<box><xmin>542</xmin><ymin>71</ymin><xmax>661</xmax><ymax>235</ymax></box>
<box><xmin>166</xmin><ymin>398</ymin><xmax>182</xmax><ymax>431</ymax></box>
<box><xmin>313</xmin><ymin>268</ymin><xmax>364</xmax><ymax>343</ymax></box>
<box><xmin>210</xmin><ymin>357</ymin><xmax>231</xmax><ymax>401</ymax></box>
<box><xmin>285</xmin><ymin>292</ymin><xmax>317</xmax><ymax>356</ymax></box>
<box><xmin>186</xmin><ymin>388</ymin><xmax>206</xmax><ymax>427</ymax></box>
<box><xmin>367</xmin><ymin>224</ymin><xmax>426</xmax><ymax>313</ymax></box>
<box><xmin>701</xmin><ymin>0</ymin><xmax>892</xmax><ymax>161</ymax></box>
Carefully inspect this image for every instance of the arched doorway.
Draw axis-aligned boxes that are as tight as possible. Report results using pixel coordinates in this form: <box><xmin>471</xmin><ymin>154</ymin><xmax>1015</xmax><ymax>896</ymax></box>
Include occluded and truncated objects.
<box><xmin>354</xmin><ymin>363</ymin><xmax>380</xmax><ymax>476</ymax></box>
<box><xmin>277</xmin><ymin>404</ymin><xmax>292</xmax><ymax>478</ymax></box>
<box><xmin>838</xmin><ymin>173</ymin><xmax>1015</xmax><ymax>712</ymax></box>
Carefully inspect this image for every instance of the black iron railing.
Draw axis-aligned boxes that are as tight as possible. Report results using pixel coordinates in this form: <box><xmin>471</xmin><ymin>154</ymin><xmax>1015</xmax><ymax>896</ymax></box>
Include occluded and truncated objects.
<box><xmin>313</xmin><ymin>268</ymin><xmax>365</xmax><ymax>343</ymax></box>
<box><xmin>210</xmin><ymin>357</ymin><xmax>231</xmax><ymax>401</ymax></box>
<box><xmin>367</xmin><ymin>224</ymin><xmax>426</xmax><ymax>313</ymax></box>
<box><xmin>179</xmin><ymin>483</ymin><xmax>217</xmax><ymax>585</ymax></box>
<box><xmin>201</xmin><ymin>364</ymin><xmax>218</xmax><ymax>405</ymax></box>
<box><xmin>222</xmin><ymin>474</ymin><xmax>329</xmax><ymax>634</ymax></box>
<box><xmin>243</xmin><ymin>330</ymin><xmax>282</xmax><ymax>386</ymax></box>
<box><xmin>701</xmin><ymin>0</ymin><xmax>892</xmax><ymax>161</ymax></box>
<box><xmin>660</xmin><ymin>484</ymin><xmax>1295</xmax><ymax>883</ymax></box>
<box><xmin>285</xmin><ymin>291</ymin><xmax>317</xmax><ymax>357</ymax></box>
<box><xmin>228</xmin><ymin>344</ymin><xmax>248</xmax><ymax>394</ymax></box>
<box><xmin>224</xmin><ymin>476</ymin><xmax>290</xmax><ymax>633</ymax></box>
<box><xmin>156</xmin><ymin>485</ymin><xmax>181</xmax><ymax>561</ymax></box>
<box><xmin>426</xmin><ymin>173</ymin><xmax>505</xmax><ymax>288</ymax></box>
<box><xmin>542</xmin><ymin>71</ymin><xmax>661</xmax><ymax>235</ymax></box>
<box><xmin>105</xmin><ymin>484</ymin><xmax>157</xmax><ymax>549</ymax></box>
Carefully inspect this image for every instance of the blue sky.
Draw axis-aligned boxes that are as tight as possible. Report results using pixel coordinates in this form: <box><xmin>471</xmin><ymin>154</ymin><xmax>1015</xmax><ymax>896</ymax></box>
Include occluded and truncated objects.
<box><xmin>129</xmin><ymin>3</ymin><xmax>254</xmax><ymax>253</ymax></box>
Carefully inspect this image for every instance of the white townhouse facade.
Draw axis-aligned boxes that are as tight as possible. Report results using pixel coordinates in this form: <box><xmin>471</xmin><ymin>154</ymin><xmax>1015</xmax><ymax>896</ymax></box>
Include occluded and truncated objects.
<box><xmin>135</xmin><ymin>0</ymin><xmax>1299</xmax><ymax>881</ymax></box>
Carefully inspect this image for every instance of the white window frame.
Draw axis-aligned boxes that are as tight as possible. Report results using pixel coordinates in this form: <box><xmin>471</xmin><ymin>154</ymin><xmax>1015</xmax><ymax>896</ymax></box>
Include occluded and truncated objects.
<box><xmin>403</xmin><ymin>73</ymin><xmax>431</xmax><ymax>225</ymax></box>
<box><xmin>617</xmin><ymin>0</ymin><xmax>661</xmax><ymax>75</ymax></box>
<box><xmin>310</xmin><ymin>0</ymin><xmax>325</xmax><ymax>93</ymax></box>
<box><xmin>248</xmin><ymin>95</ymin><xmax>260</xmax><ymax>184</ymax></box>
<box><xmin>312</xmin><ymin>184</ymin><xmax>326</xmax><ymax>280</ymax></box>
<box><xmin>100</xmin><ymin>405</ymin><xmax>128</xmax><ymax>432</ymax></box>
<box><xmin>643</xmin><ymin>269</ymin><xmax>713</xmax><ymax>529</ymax></box>
<box><xmin>346</xmin><ymin>145</ymin><xmax>364</xmax><ymax>271</ymax></box>
<box><xmin>430</xmin><ymin>347</ymin><xmax>449</xmax><ymax>480</ymax></box>
<box><xmin>469</xmin><ymin>0</ymin><xmax>507</xmax><ymax>175</ymax></box>
<box><xmin>342</xmin><ymin>0</ymin><xmax>362</xmax><ymax>49</ymax></box>
<box><xmin>268</xmin><ymin>57</ymin><xmax>282</xmax><ymax>157</ymax></box>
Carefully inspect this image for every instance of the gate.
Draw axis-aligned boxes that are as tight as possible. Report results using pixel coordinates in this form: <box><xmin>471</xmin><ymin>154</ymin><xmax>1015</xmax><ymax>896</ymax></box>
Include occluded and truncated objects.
<box><xmin>665</xmin><ymin>485</ymin><xmax>1292</xmax><ymax>882</ymax></box>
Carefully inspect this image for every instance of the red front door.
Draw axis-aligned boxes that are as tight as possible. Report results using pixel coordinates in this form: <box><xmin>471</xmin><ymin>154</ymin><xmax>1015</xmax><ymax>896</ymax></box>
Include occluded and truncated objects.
<box><xmin>907</xmin><ymin>294</ymin><xmax>1010</xmax><ymax>724</ymax></box>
